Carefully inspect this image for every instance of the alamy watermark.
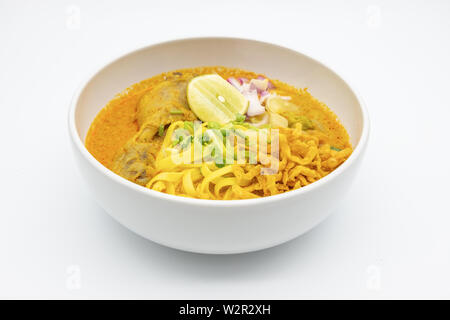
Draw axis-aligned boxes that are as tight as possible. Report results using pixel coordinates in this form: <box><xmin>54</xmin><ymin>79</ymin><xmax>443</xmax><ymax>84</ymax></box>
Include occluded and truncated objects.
<box><xmin>366</xmin><ymin>5</ymin><xmax>382</xmax><ymax>29</ymax></box>
<box><xmin>164</xmin><ymin>121</ymin><xmax>280</xmax><ymax>174</ymax></box>
<box><xmin>66</xmin><ymin>5</ymin><xmax>81</xmax><ymax>30</ymax></box>
<box><xmin>366</xmin><ymin>264</ymin><xmax>381</xmax><ymax>291</ymax></box>
<box><xmin>66</xmin><ymin>264</ymin><xmax>81</xmax><ymax>290</ymax></box>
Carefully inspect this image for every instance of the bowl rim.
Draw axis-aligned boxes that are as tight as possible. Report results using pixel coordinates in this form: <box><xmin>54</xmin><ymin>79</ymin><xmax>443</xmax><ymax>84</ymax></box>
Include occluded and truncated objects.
<box><xmin>68</xmin><ymin>36</ymin><xmax>370</xmax><ymax>208</ymax></box>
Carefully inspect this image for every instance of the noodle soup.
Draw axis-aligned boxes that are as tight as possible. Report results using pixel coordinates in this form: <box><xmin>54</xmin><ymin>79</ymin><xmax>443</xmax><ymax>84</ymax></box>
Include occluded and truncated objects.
<box><xmin>86</xmin><ymin>66</ymin><xmax>352</xmax><ymax>200</ymax></box>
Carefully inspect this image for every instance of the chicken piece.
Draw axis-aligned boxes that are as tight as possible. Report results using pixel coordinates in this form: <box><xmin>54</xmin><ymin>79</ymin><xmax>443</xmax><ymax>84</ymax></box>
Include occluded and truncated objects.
<box><xmin>112</xmin><ymin>75</ymin><xmax>197</xmax><ymax>185</ymax></box>
<box><xmin>134</xmin><ymin>79</ymin><xmax>197</xmax><ymax>142</ymax></box>
<box><xmin>112</xmin><ymin>139</ymin><xmax>160</xmax><ymax>186</ymax></box>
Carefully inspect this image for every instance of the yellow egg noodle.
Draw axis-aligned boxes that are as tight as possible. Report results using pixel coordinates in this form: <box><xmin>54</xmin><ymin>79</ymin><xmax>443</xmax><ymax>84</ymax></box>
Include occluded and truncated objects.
<box><xmin>145</xmin><ymin>121</ymin><xmax>352</xmax><ymax>200</ymax></box>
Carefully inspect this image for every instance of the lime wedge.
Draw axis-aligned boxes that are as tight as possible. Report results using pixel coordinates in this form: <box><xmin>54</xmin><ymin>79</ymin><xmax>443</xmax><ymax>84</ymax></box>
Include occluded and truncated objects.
<box><xmin>187</xmin><ymin>74</ymin><xmax>248</xmax><ymax>124</ymax></box>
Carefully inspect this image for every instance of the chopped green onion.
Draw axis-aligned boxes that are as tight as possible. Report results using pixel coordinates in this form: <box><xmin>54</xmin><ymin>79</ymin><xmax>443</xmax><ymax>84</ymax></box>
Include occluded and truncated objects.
<box><xmin>170</xmin><ymin>109</ymin><xmax>184</xmax><ymax>115</ymax></box>
<box><xmin>214</xmin><ymin>154</ymin><xmax>226</xmax><ymax>168</ymax></box>
<box><xmin>215</xmin><ymin>162</ymin><xmax>226</xmax><ymax>168</ymax></box>
<box><xmin>181</xmin><ymin>136</ymin><xmax>193</xmax><ymax>149</ymax></box>
<box><xmin>242</xmin><ymin>123</ymin><xmax>258</xmax><ymax>130</ymax></box>
<box><xmin>201</xmin><ymin>134</ymin><xmax>210</xmax><ymax>145</ymax></box>
<box><xmin>158</xmin><ymin>124</ymin><xmax>165</xmax><ymax>137</ymax></box>
<box><xmin>235</xmin><ymin>113</ymin><xmax>246</xmax><ymax>123</ymax></box>
<box><xmin>220</xmin><ymin>129</ymin><xmax>228</xmax><ymax>145</ymax></box>
<box><xmin>330</xmin><ymin>146</ymin><xmax>341</xmax><ymax>152</ymax></box>
<box><xmin>207</xmin><ymin>121</ymin><xmax>221</xmax><ymax>129</ymax></box>
<box><xmin>172</xmin><ymin>135</ymin><xmax>183</xmax><ymax>147</ymax></box>
<box><xmin>184</xmin><ymin>121</ymin><xmax>194</xmax><ymax>134</ymax></box>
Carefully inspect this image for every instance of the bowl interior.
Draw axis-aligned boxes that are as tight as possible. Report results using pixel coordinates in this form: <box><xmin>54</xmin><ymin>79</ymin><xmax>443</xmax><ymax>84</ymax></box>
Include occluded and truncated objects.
<box><xmin>74</xmin><ymin>38</ymin><xmax>364</xmax><ymax>148</ymax></box>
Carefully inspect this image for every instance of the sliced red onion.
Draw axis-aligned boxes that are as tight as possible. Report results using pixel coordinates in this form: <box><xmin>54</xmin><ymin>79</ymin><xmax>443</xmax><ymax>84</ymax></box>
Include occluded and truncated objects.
<box><xmin>238</xmin><ymin>77</ymin><xmax>249</xmax><ymax>84</ymax></box>
<box><xmin>250</xmin><ymin>78</ymin><xmax>269</xmax><ymax>93</ymax></box>
<box><xmin>257</xmin><ymin>75</ymin><xmax>275</xmax><ymax>90</ymax></box>
<box><xmin>240</xmin><ymin>82</ymin><xmax>255</xmax><ymax>94</ymax></box>
<box><xmin>245</xmin><ymin>89</ymin><xmax>266</xmax><ymax>116</ymax></box>
<box><xmin>228</xmin><ymin>77</ymin><xmax>271</xmax><ymax>116</ymax></box>
<box><xmin>227</xmin><ymin>77</ymin><xmax>242</xmax><ymax>90</ymax></box>
<box><xmin>259</xmin><ymin>90</ymin><xmax>270</xmax><ymax>103</ymax></box>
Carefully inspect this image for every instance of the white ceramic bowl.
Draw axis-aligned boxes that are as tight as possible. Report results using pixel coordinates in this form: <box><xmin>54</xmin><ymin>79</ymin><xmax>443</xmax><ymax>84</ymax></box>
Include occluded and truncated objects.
<box><xmin>69</xmin><ymin>37</ymin><xmax>369</xmax><ymax>254</ymax></box>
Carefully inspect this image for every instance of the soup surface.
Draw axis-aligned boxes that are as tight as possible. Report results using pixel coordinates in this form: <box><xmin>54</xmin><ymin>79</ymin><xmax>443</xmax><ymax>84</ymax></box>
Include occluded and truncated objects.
<box><xmin>86</xmin><ymin>66</ymin><xmax>352</xmax><ymax>200</ymax></box>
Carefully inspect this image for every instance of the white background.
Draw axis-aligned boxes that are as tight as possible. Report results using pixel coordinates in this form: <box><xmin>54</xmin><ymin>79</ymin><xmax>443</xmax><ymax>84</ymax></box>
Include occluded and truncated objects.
<box><xmin>1</xmin><ymin>0</ymin><xmax>449</xmax><ymax>299</ymax></box>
